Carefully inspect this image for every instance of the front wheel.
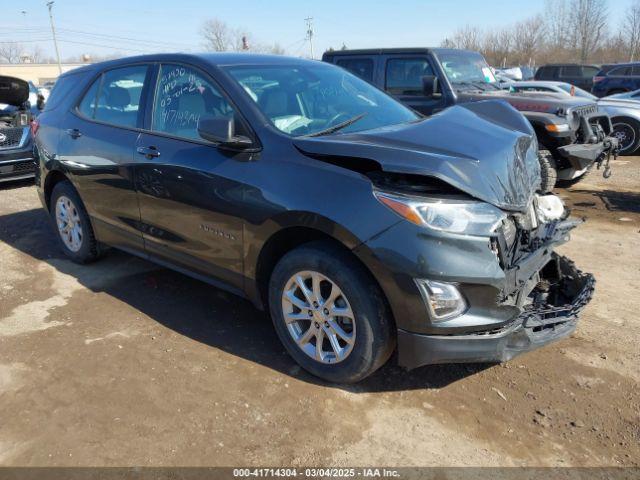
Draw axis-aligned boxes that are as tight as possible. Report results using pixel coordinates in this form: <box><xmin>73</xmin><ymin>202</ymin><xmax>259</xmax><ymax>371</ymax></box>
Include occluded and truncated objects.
<box><xmin>268</xmin><ymin>242</ymin><xmax>395</xmax><ymax>383</ymax></box>
<box><xmin>612</xmin><ymin>117</ymin><xmax>640</xmax><ymax>155</ymax></box>
<box><xmin>538</xmin><ymin>150</ymin><xmax>557</xmax><ymax>193</ymax></box>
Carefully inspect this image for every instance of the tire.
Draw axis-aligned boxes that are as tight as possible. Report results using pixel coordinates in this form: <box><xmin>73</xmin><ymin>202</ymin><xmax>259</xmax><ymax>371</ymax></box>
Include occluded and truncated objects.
<box><xmin>268</xmin><ymin>241</ymin><xmax>395</xmax><ymax>383</ymax></box>
<box><xmin>49</xmin><ymin>180</ymin><xmax>102</xmax><ymax>264</ymax></box>
<box><xmin>538</xmin><ymin>150</ymin><xmax>557</xmax><ymax>193</ymax></box>
<box><xmin>611</xmin><ymin>117</ymin><xmax>640</xmax><ymax>156</ymax></box>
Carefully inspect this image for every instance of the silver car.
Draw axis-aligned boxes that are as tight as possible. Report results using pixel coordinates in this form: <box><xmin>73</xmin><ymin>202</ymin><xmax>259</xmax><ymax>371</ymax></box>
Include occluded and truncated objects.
<box><xmin>511</xmin><ymin>81</ymin><xmax>640</xmax><ymax>155</ymax></box>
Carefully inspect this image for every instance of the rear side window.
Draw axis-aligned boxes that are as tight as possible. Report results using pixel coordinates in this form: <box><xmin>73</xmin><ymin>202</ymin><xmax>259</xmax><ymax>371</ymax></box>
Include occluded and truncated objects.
<box><xmin>632</xmin><ymin>66</ymin><xmax>640</xmax><ymax>76</ymax></box>
<box><xmin>336</xmin><ymin>58</ymin><xmax>374</xmax><ymax>82</ymax></box>
<box><xmin>583</xmin><ymin>66</ymin><xmax>600</xmax><ymax>77</ymax></box>
<box><xmin>536</xmin><ymin>66</ymin><xmax>555</xmax><ymax>80</ymax></box>
<box><xmin>609</xmin><ymin>66</ymin><xmax>631</xmax><ymax>76</ymax></box>
<box><xmin>561</xmin><ymin>66</ymin><xmax>581</xmax><ymax>76</ymax></box>
<box><xmin>152</xmin><ymin>64</ymin><xmax>235</xmax><ymax>141</ymax></box>
<box><xmin>385</xmin><ymin>58</ymin><xmax>434</xmax><ymax>95</ymax></box>
<box><xmin>79</xmin><ymin>65</ymin><xmax>148</xmax><ymax>128</ymax></box>
<box><xmin>44</xmin><ymin>71</ymin><xmax>87</xmax><ymax>111</ymax></box>
<box><xmin>78</xmin><ymin>77</ymin><xmax>101</xmax><ymax>118</ymax></box>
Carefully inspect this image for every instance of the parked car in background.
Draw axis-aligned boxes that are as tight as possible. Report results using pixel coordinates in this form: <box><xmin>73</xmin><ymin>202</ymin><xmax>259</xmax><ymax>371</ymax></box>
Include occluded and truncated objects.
<box><xmin>324</xmin><ymin>48</ymin><xmax>618</xmax><ymax>192</ymax></box>
<box><xmin>511</xmin><ymin>81</ymin><xmax>640</xmax><ymax>155</ymax></box>
<box><xmin>0</xmin><ymin>76</ymin><xmax>36</xmax><ymax>183</ymax></box>
<box><xmin>534</xmin><ymin>64</ymin><xmax>600</xmax><ymax>91</ymax></box>
<box><xmin>34</xmin><ymin>53</ymin><xmax>594</xmax><ymax>383</ymax></box>
<box><xmin>592</xmin><ymin>63</ymin><xmax>640</xmax><ymax>98</ymax></box>
<box><xmin>607</xmin><ymin>88</ymin><xmax>640</xmax><ymax>102</ymax></box>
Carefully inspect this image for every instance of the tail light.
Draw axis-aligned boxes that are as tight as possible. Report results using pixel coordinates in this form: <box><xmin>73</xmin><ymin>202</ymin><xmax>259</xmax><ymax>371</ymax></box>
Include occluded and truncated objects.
<box><xmin>593</xmin><ymin>76</ymin><xmax>605</xmax><ymax>83</ymax></box>
<box><xmin>30</xmin><ymin>118</ymin><xmax>39</xmax><ymax>137</ymax></box>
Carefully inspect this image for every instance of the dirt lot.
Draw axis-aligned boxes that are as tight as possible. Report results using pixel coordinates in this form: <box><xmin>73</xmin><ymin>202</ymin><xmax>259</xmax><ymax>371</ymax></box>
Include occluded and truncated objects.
<box><xmin>0</xmin><ymin>160</ymin><xmax>638</xmax><ymax>467</ymax></box>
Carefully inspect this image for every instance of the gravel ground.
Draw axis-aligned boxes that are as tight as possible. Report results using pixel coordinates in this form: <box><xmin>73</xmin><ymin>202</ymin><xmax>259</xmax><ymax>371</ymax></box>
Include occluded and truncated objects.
<box><xmin>0</xmin><ymin>159</ymin><xmax>638</xmax><ymax>467</ymax></box>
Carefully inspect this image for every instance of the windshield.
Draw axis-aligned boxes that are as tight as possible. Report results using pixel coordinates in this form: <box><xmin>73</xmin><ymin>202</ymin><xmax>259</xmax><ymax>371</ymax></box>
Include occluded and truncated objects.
<box><xmin>557</xmin><ymin>83</ymin><xmax>597</xmax><ymax>100</ymax></box>
<box><xmin>437</xmin><ymin>51</ymin><xmax>497</xmax><ymax>86</ymax></box>
<box><xmin>224</xmin><ymin>64</ymin><xmax>418</xmax><ymax>136</ymax></box>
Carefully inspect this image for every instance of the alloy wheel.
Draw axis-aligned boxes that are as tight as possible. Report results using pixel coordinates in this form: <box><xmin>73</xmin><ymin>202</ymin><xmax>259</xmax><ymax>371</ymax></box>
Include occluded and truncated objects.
<box><xmin>55</xmin><ymin>195</ymin><xmax>83</xmax><ymax>252</ymax></box>
<box><xmin>612</xmin><ymin>122</ymin><xmax>636</xmax><ymax>153</ymax></box>
<box><xmin>281</xmin><ymin>271</ymin><xmax>356</xmax><ymax>364</ymax></box>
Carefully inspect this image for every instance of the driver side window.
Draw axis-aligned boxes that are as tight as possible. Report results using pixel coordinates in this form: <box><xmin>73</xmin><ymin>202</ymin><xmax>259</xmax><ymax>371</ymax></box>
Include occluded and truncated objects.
<box><xmin>385</xmin><ymin>58</ymin><xmax>434</xmax><ymax>96</ymax></box>
<box><xmin>152</xmin><ymin>64</ymin><xmax>235</xmax><ymax>141</ymax></box>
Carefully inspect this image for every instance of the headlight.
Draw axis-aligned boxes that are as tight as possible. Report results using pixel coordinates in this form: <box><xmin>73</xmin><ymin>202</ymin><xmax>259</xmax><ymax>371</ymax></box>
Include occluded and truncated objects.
<box><xmin>535</xmin><ymin>194</ymin><xmax>565</xmax><ymax>223</ymax></box>
<box><xmin>545</xmin><ymin>123</ymin><xmax>571</xmax><ymax>133</ymax></box>
<box><xmin>374</xmin><ymin>190</ymin><xmax>506</xmax><ymax>236</ymax></box>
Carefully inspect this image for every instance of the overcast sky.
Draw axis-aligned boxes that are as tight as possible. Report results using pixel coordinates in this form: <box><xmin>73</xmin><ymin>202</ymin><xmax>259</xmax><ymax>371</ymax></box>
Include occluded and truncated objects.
<box><xmin>0</xmin><ymin>0</ymin><xmax>634</xmax><ymax>61</ymax></box>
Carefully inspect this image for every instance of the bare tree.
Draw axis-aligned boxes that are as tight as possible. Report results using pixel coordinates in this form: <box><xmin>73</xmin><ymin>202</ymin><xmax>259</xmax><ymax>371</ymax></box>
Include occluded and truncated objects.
<box><xmin>0</xmin><ymin>42</ymin><xmax>23</xmax><ymax>64</ymax></box>
<box><xmin>544</xmin><ymin>0</ymin><xmax>572</xmax><ymax>50</ymax></box>
<box><xmin>201</xmin><ymin>19</ymin><xmax>236</xmax><ymax>51</ymax></box>
<box><xmin>512</xmin><ymin>15</ymin><xmax>546</xmax><ymax>65</ymax></box>
<box><xmin>570</xmin><ymin>0</ymin><xmax>609</xmax><ymax>63</ymax></box>
<box><xmin>449</xmin><ymin>25</ymin><xmax>483</xmax><ymax>51</ymax></box>
<box><xmin>623</xmin><ymin>0</ymin><xmax>640</xmax><ymax>61</ymax></box>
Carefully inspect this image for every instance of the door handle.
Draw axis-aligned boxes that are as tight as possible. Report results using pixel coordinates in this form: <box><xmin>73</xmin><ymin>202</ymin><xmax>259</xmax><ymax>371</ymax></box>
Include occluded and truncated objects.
<box><xmin>65</xmin><ymin>128</ymin><xmax>82</xmax><ymax>139</ymax></box>
<box><xmin>136</xmin><ymin>146</ymin><xmax>161</xmax><ymax>159</ymax></box>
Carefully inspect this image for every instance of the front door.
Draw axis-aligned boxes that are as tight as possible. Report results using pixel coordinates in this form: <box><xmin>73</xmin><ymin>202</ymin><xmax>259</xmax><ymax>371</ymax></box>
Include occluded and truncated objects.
<box><xmin>134</xmin><ymin>63</ymin><xmax>247</xmax><ymax>292</ymax></box>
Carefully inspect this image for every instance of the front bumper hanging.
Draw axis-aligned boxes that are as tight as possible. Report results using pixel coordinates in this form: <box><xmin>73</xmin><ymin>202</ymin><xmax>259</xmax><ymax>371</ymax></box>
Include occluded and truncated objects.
<box><xmin>397</xmin><ymin>255</ymin><xmax>595</xmax><ymax>369</ymax></box>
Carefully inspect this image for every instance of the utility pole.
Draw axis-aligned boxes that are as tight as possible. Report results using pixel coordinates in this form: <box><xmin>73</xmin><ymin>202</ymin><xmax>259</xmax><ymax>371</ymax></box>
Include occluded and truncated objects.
<box><xmin>46</xmin><ymin>1</ymin><xmax>62</xmax><ymax>74</ymax></box>
<box><xmin>305</xmin><ymin>17</ymin><xmax>314</xmax><ymax>59</ymax></box>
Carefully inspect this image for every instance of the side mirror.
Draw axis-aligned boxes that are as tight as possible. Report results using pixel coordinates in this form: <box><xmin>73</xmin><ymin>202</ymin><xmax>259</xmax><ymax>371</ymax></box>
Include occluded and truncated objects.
<box><xmin>198</xmin><ymin>116</ymin><xmax>252</xmax><ymax>148</ymax></box>
<box><xmin>422</xmin><ymin>75</ymin><xmax>441</xmax><ymax>98</ymax></box>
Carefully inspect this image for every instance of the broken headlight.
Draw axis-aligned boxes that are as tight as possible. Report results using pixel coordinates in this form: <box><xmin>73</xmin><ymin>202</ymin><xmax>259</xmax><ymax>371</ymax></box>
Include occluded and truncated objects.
<box><xmin>374</xmin><ymin>190</ymin><xmax>506</xmax><ymax>236</ymax></box>
<box><xmin>535</xmin><ymin>194</ymin><xmax>565</xmax><ymax>223</ymax></box>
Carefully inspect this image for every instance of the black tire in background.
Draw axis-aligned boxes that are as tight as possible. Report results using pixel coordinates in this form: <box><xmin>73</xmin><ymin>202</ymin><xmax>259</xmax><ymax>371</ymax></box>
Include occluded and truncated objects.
<box><xmin>49</xmin><ymin>180</ymin><xmax>102</xmax><ymax>264</ymax></box>
<box><xmin>268</xmin><ymin>241</ymin><xmax>395</xmax><ymax>383</ymax></box>
<box><xmin>538</xmin><ymin>150</ymin><xmax>557</xmax><ymax>193</ymax></box>
<box><xmin>611</xmin><ymin>117</ymin><xmax>640</xmax><ymax>156</ymax></box>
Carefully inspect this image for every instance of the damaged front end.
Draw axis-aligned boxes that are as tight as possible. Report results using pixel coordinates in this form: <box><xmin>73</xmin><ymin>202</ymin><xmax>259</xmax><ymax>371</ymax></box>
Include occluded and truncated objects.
<box><xmin>394</xmin><ymin>198</ymin><xmax>595</xmax><ymax>368</ymax></box>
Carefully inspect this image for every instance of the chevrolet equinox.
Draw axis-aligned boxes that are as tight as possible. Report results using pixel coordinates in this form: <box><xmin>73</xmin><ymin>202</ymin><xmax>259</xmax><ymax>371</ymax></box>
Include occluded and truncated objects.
<box><xmin>35</xmin><ymin>54</ymin><xmax>594</xmax><ymax>383</ymax></box>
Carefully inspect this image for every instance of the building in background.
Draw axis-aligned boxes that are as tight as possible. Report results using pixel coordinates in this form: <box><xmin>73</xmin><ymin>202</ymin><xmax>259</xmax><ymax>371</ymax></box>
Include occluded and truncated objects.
<box><xmin>0</xmin><ymin>63</ymin><xmax>87</xmax><ymax>86</ymax></box>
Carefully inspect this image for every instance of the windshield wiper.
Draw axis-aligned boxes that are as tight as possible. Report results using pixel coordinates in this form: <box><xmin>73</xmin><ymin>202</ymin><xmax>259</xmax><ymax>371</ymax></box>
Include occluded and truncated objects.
<box><xmin>304</xmin><ymin>113</ymin><xmax>367</xmax><ymax>137</ymax></box>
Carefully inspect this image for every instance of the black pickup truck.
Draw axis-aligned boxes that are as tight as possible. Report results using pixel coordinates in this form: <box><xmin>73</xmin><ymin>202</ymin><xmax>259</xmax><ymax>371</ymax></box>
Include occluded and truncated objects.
<box><xmin>323</xmin><ymin>48</ymin><xmax>618</xmax><ymax>191</ymax></box>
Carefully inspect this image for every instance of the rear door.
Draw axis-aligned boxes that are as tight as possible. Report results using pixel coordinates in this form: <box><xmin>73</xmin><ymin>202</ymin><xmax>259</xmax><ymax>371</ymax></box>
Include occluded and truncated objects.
<box><xmin>383</xmin><ymin>55</ymin><xmax>445</xmax><ymax>115</ymax></box>
<box><xmin>56</xmin><ymin>64</ymin><xmax>152</xmax><ymax>251</ymax></box>
<box><xmin>134</xmin><ymin>62</ymin><xmax>248</xmax><ymax>293</ymax></box>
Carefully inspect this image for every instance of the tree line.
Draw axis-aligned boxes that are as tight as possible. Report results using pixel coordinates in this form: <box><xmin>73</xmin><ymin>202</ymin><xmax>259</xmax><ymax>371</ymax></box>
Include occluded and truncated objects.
<box><xmin>441</xmin><ymin>0</ymin><xmax>640</xmax><ymax>67</ymax></box>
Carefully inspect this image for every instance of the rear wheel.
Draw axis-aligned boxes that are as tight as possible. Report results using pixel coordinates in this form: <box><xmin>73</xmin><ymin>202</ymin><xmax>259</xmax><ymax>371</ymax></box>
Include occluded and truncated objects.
<box><xmin>611</xmin><ymin>117</ymin><xmax>640</xmax><ymax>155</ymax></box>
<box><xmin>50</xmin><ymin>181</ymin><xmax>102</xmax><ymax>263</ymax></box>
<box><xmin>268</xmin><ymin>241</ymin><xmax>395</xmax><ymax>383</ymax></box>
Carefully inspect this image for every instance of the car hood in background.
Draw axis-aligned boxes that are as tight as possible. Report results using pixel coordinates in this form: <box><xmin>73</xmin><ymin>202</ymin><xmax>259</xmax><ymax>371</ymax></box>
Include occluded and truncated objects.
<box><xmin>294</xmin><ymin>100</ymin><xmax>541</xmax><ymax>213</ymax></box>
<box><xmin>598</xmin><ymin>98</ymin><xmax>640</xmax><ymax>109</ymax></box>
<box><xmin>458</xmin><ymin>89</ymin><xmax>596</xmax><ymax>115</ymax></box>
<box><xmin>0</xmin><ymin>76</ymin><xmax>29</xmax><ymax>106</ymax></box>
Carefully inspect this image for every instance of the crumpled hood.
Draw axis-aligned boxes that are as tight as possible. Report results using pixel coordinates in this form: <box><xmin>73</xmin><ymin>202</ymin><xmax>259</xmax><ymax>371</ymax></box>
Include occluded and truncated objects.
<box><xmin>294</xmin><ymin>100</ymin><xmax>541</xmax><ymax>212</ymax></box>
<box><xmin>0</xmin><ymin>76</ymin><xmax>29</xmax><ymax>106</ymax></box>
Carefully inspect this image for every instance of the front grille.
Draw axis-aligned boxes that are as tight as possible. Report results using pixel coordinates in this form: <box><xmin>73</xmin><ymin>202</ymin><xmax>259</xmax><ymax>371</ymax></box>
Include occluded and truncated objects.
<box><xmin>0</xmin><ymin>127</ymin><xmax>26</xmax><ymax>149</ymax></box>
<box><xmin>0</xmin><ymin>160</ymin><xmax>35</xmax><ymax>175</ymax></box>
<box><xmin>572</xmin><ymin>104</ymin><xmax>598</xmax><ymax>118</ymax></box>
<box><xmin>13</xmin><ymin>160</ymin><xmax>35</xmax><ymax>173</ymax></box>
